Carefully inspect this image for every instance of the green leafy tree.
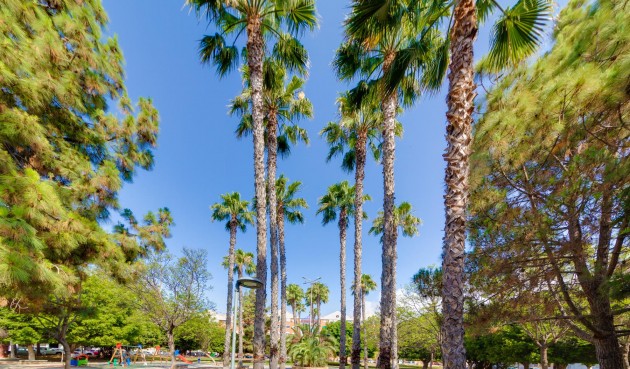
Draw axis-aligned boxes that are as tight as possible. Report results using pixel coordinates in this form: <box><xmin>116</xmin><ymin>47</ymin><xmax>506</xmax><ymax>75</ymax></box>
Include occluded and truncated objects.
<box><xmin>469</xmin><ymin>0</ymin><xmax>628</xmax><ymax>366</ymax></box>
<box><xmin>0</xmin><ymin>0</ymin><xmax>164</xmax><ymax>299</ymax></box>
<box><xmin>175</xmin><ymin>311</ymin><xmax>225</xmax><ymax>353</ymax></box>
<box><xmin>186</xmin><ymin>2</ymin><xmax>317</xmax><ymax>367</ymax></box>
<box><xmin>289</xmin><ymin>326</ymin><xmax>338</xmax><ymax>367</ymax></box>
<box><xmin>135</xmin><ymin>249</ymin><xmax>212</xmax><ymax>369</ymax></box>
<box><xmin>211</xmin><ymin>192</ymin><xmax>254</xmax><ymax>367</ymax></box>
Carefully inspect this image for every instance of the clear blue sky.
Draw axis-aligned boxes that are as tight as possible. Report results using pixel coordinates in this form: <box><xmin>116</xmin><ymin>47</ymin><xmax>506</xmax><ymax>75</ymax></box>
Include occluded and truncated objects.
<box><xmin>101</xmin><ymin>0</ymin><xmax>555</xmax><ymax>316</ymax></box>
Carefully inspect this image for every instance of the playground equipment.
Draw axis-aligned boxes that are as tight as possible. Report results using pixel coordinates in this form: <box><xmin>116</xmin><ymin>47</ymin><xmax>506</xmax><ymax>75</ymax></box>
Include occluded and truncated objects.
<box><xmin>109</xmin><ymin>343</ymin><xmax>125</xmax><ymax>367</ymax></box>
<box><xmin>177</xmin><ymin>354</ymin><xmax>192</xmax><ymax>364</ymax></box>
<box><xmin>131</xmin><ymin>345</ymin><xmax>148</xmax><ymax>366</ymax></box>
<box><xmin>152</xmin><ymin>345</ymin><xmax>167</xmax><ymax>364</ymax></box>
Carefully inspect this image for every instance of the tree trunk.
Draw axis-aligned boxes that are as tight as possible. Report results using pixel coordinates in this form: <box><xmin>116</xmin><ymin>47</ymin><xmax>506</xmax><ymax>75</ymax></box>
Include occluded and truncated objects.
<box><xmin>523</xmin><ymin>361</ymin><xmax>530</xmax><ymax>369</ymax></box>
<box><xmin>27</xmin><ymin>344</ymin><xmax>35</xmax><ymax>361</ymax></box>
<box><xmin>363</xmin><ymin>290</ymin><xmax>369</xmax><ymax>369</ymax></box>
<box><xmin>353</xmin><ymin>129</ymin><xmax>368</xmax><ymax>369</ymax></box>
<box><xmin>339</xmin><ymin>209</ymin><xmax>348</xmax><ymax>369</ymax></box>
<box><xmin>168</xmin><ymin>329</ymin><xmax>176</xmax><ymax>369</ymax></box>
<box><xmin>540</xmin><ymin>345</ymin><xmax>548</xmax><ymax>369</ymax></box>
<box><xmin>622</xmin><ymin>338</ymin><xmax>630</xmax><ymax>369</ymax></box>
<box><xmin>58</xmin><ymin>318</ymin><xmax>72</xmax><ymax>369</ymax></box>
<box><xmin>441</xmin><ymin>0</ymin><xmax>477</xmax><ymax>368</ymax></box>
<box><xmin>429</xmin><ymin>351</ymin><xmax>434</xmax><ymax>369</ymax></box>
<box><xmin>317</xmin><ymin>300</ymin><xmax>322</xmax><ymax>328</ymax></box>
<box><xmin>378</xmin><ymin>56</ymin><xmax>398</xmax><ymax>369</ymax></box>
<box><xmin>238</xmin><ymin>269</ymin><xmax>245</xmax><ymax>368</ymax></box>
<box><xmin>36</xmin><ymin>343</ymin><xmax>41</xmax><ymax>356</ymax></box>
<box><xmin>423</xmin><ymin>359</ymin><xmax>429</xmax><ymax>369</ymax></box>
<box><xmin>279</xmin><ymin>208</ymin><xmax>288</xmax><ymax>369</ymax></box>
<box><xmin>247</xmin><ymin>16</ymin><xmax>268</xmax><ymax>369</ymax></box>
<box><xmin>593</xmin><ymin>333</ymin><xmax>624</xmax><ymax>369</ymax></box>
<box><xmin>223</xmin><ymin>220</ymin><xmax>238</xmax><ymax>368</ymax></box>
<box><xmin>267</xmin><ymin>112</ymin><xmax>280</xmax><ymax>369</ymax></box>
<box><xmin>9</xmin><ymin>341</ymin><xmax>15</xmax><ymax>359</ymax></box>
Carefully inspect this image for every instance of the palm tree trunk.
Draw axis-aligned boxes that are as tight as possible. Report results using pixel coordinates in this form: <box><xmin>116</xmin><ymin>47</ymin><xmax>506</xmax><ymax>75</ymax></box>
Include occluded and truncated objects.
<box><xmin>442</xmin><ymin>0</ymin><xmax>477</xmax><ymax>368</ymax></box>
<box><xmin>223</xmin><ymin>221</ymin><xmax>238</xmax><ymax>368</ymax></box>
<box><xmin>339</xmin><ymin>209</ymin><xmax>348</xmax><ymax>369</ymax></box>
<box><xmin>352</xmin><ymin>130</ymin><xmax>368</xmax><ymax>369</ymax></box>
<box><xmin>267</xmin><ymin>113</ymin><xmax>280</xmax><ymax>369</ymax></box>
<box><xmin>247</xmin><ymin>17</ymin><xmax>268</xmax><ymax>369</ymax></box>
<box><xmin>279</xmin><ymin>208</ymin><xmax>288</xmax><ymax>369</ymax></box>
<box><xmin>238</xmin><ymin>268</ymin><xmax>245</xmax><ymax>368</ymax></box>
<box><xmin>362</xmin><ymin>289</ymin><xmax>368</xmax><ymax>369</ymax></box>
<box><xmin>378</xmin><ymin>55</ymin><xmax>398</xmax><ymax>369</ymax></box>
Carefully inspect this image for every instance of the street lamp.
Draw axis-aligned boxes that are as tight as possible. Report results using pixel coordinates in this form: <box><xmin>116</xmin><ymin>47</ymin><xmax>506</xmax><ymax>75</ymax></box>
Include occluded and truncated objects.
<box><xmin>231</xmin><ymin>277</ymin><xmax>263</xmax><ymax>369</ymax></box>
<box><xmin>302</xmin><ymin>277</ymin><xmax>321</xmax><ymax>330</ymax></box>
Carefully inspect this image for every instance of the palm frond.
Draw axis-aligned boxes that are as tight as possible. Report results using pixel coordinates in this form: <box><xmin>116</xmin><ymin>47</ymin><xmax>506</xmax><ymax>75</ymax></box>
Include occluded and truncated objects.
<box><xmin>486</xmin><ymin>0</ymin><xmax>551</xmax><ymax>72</ymax></box>
<box><xmin>273</xmin><ymin>34</ymin><xmax>309</xmax><ymax>76</ymax></box>
<box><xmin>199</xmin><ymin>33</ymin><xmax>240</xmax><ymax>77</ymax></box>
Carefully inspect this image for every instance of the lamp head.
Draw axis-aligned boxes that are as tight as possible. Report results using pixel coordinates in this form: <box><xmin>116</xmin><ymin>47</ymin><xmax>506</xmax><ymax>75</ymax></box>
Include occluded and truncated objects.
<box><xmin>236</xmin><ymin>277</ymin><xmax>263</xmax><ymax>290</ymax></box>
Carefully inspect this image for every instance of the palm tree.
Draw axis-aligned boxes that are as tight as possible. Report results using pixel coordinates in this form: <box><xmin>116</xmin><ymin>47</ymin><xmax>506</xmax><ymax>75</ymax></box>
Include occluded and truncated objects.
<box><xmin>223</xmin><ymin>249</ymin><xmax>256</xmax><ymax>367</ymax></box>
<box><xmin>287</xmin><ymin>283</ymin><xmax>306</xmax><ymax>327</ymax></box>
<box><xmin>344</xmin><ymin>1</ymin><xmax>549</xmax><ymax>366</ymax></box>
<box><xmin>230</xmin><ymin>64</ymin><xmax>313</xmax><ymax>369</ymax></box>
<box><xmin>316</xmin><ymin>181</ymin><xmax>363</xmax><ymax>369</ymax></box>
<box><xmin>211</xmin><ymin>193</ymin><xmax>254</xmax><ymax>367</ymax></box>
<box><xmin>306</xmin><ymin>282</ymin><xmax>329</xmax><ymax>328</ymax></box>
<box><xmin>335</xmin><ymin>4</ymin><xmax>446</xmax><ymax>368</ymax></box>
<box><xmin>321</xmin><ymin>92</ymin><xmax>382</xmax><ymax>369</ymax></box>
<box><xmin>188</xmin><ymin>3</ymin><xmax>316</xmax><ymax>368</ymax></box>
<box><xmin>276</xmin><ymin>175</ymin><xmax>308</xmax><ymax>368</ymax></box>
<box><xmin>351</xmin><ymin>274</ymin><xmax>377</xmax><ymax>369</ymax></box>
<box><xmin>370</xmin><ymin>201</ymin><xmax>421</xmax><ymax>368</ymax></box>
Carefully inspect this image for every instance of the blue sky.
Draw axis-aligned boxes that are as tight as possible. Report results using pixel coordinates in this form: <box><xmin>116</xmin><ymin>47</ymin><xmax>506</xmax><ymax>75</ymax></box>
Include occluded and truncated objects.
<box><xmin>102</xmin><ymin>0</ymin><xmax>555</xmax><ymax>316</ymax></box>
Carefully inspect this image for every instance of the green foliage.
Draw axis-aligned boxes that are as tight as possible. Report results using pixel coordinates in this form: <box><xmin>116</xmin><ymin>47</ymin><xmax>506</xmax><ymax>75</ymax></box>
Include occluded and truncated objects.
<box><xmin>317</xmin><ymin>181</ymin><xmax>365</xmax><ymax>226</ymax></box>
<box><xmin>289</xmin><ymin>326</ymin><xmax>337</xmax><ymax>367</ymax></box>
<box><xmin>188</xmin><ymin>0</ymin><xmax>317</xmax><ymax>77</ymax></box>
<box><xmin>369</xmin><ymin>201</ymin><xmax>421</xmax><ymax>241</ymax></box>
<box><xmin>465</xmin><ymin>325</ymin><xmax>537</xmax><ymax>365</ymax></box>
<box><xmin>0</xmin><ymin>0</ymin><xmax>164</xmax><ymax>298</ymax></box>
<box><xmin>0</xmin><ymin>309</ymin><xmax>42</xmax><ymax>345</ymax></box>
<box><xmin>470</xmin><ymin>0</ymin><xmax>630</xmax><ymax>345</ymax></box>
<box><xmin>135</xmin><ymin>249</ymin><xmax>213</xmax><ymax>344</ymax></box>
<box><xmin>321</xmin><ymin>321</ymin><xmax>353</xmax><ymax>355</ymax></box>
<box><xmin>549</xmin><ymin>337</ymin><xmax>597</xmax><ymax>365</ymax></box>
<box><xmin>174</xmin><ymin>312</ymin><xmax>225</xmax><ymax>353</ymax></box>
<box><xmin>211</xmin><ymin>192</ymin><xmax>254</xmax><ymax>233</ymax></box>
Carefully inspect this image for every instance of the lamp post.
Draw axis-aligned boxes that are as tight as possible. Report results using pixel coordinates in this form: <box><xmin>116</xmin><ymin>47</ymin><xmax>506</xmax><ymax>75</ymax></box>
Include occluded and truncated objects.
<box><xmin>231</xmin><ymin>277</ymin><xmax>263</xmax><ymax>369</ymax></box>
<box><xmin>302</xmin><ymin>277</ymin><xmax>321</xmax><ymax>330</ymax></box>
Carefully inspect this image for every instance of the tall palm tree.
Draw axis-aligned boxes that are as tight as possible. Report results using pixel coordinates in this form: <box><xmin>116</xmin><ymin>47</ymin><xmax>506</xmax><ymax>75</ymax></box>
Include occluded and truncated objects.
<box><xmin>188</xmin><ymin>3</ymin><xmax>316</xmax><ymax>368</ymax></box>
<box><xmin>370</xmin><ymin>201</ymin><xmax>421</xmax><ymax>368</ymax></box>
<box><xmin>287</xmin><ymin>283</ymin><xmax>306</xmax><ymax>327</ymax></box>
<box><xmin>351</xmin><ymin>274</ymin><xmax>377</xmax><ymax>369</ymax></box>
<box><xmin>306</xmin><ymin>282</ymin><xmax>329</xmax><ymax>328</ymax></box>
<box><xmin>317</xmin><ymin>181</ymin><xmax>363</xmax><ymax>369</ymax></box>
<box><xmin>231</xmin><ymin>62</ymin><xmax>313</xmax><ymax>369</ymax></box>
<box><xmin>211</xmin><ymin>193</ymin><xmax>254</xmax><ymax>367</ymax></box>
<box><xmin>335</xmin><ymin>4</ymin><xmax>445</xmax><ymax>368</ymax></box>
<box><xmin>223</xmin><ymin>249</ymin><xmax>256</xmax><ymax>367</ymax></box>
<box><xmin>276</xmin><ymin>175</ymin><xmax>308</xmax><ymax>368</ymax></box>
<box><xmin>344</xmin><ymin>1</ymin><xmax>549</xmax><ymax>367</ymax></box>
<box><xmin>321</xmin><ymin>92</ymin><xmax>382</xmax><ymax>369</ymax></box>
